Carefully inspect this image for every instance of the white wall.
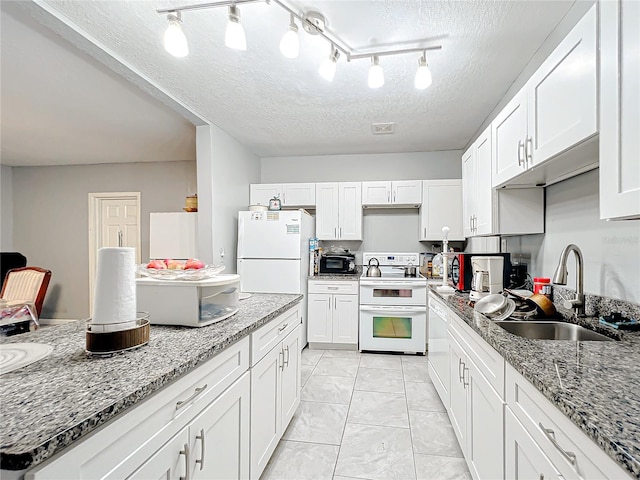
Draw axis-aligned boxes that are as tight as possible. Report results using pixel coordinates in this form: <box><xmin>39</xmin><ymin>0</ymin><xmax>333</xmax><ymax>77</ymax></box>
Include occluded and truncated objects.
<box><xmin>506</xmin><ymin>170</ymin><xmax>640</xmax><ymax>304</ymax></box>
<box><xmin>12</xmin><ymin>161</ymin><xmax>197</xmax><ymax>319</ymax></box>
<box><xmin>197</xmin><ymin>124</ymin><xmax>260</xmax><ymax>272</ymax></box>
<box><xmin>261</xmin><ymin>151</ymin><xmax>462</xmax><ymax>183</ymax></box>
<box><xmin>0</xmin><ymin>164</ymin><xmax>13</xmax><ymax>250</ymax></box>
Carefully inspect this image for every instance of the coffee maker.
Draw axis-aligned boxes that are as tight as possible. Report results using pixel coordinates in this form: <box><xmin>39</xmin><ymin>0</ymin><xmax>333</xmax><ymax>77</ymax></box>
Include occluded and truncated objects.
<box><xmin>470</xmin><ymin>256</ymin><xmax>505</xmax><ymax>301</ymax></box>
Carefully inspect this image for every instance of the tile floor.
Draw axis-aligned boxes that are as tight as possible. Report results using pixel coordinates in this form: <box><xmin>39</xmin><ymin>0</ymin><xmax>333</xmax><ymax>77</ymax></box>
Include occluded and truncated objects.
<box><xmin>260</xmin><ymin>348</ymin><xmax>472</xmax><ymax>480</ymax></box>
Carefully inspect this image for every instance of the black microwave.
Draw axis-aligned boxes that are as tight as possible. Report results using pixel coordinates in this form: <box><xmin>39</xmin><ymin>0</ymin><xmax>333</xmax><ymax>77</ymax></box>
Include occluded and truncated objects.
<box><xmin>320</xmin><ymin>254</ymin><xmax>356</xmax><ymax>274</ymax></box>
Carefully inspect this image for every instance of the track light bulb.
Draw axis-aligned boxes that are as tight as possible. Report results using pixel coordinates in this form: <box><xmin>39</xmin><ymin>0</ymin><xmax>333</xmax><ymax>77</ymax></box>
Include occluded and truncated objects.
<box><xmin>319</xmin><ymin>45</ymin><xmax>340</xmax><ymax>82</ymax></box>
<box><xmin>225</xmin><ymin>5</ymin><xmax>247</xmax><ymax>51</ymax></box>
<box><xmin>280</xmin><ymin>14</ymin><xmax>299</xmax><ymax>59</ymax></box>
<box><xmin>368</xmin><ymin>56</ymin><xmax>384</xmax><ymax>89</ymax></box>
<box><xmin>415</xmin><ymin>53</ymin><xmax>432</xmax><ymax>89</ymax></box>
<box><xmin>164</xmin><ymin>12</ymin><xmax>189</xmax><ymax>57</ymax></box>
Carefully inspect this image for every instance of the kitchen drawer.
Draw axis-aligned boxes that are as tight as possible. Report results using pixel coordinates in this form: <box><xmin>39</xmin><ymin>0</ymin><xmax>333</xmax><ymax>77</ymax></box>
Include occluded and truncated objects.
<box><xmin>26</xmin><ymin>336</ymin><xmax>250</xmax><ymax>479</ymax></box>
<box><xmin>250</xmin><ymin>306</ymin><xmax>300</xmax><ymax>367</ymax></box>
<box><xmin>308</xmin><ymin>280</ymin><xmax>359</xmax><ymax>295</ymax></box>
<box><xmin>506</xmin><ymin>363</ymin><xmax>632</xmax><ymax>480</ymax></box>
<box><xmin>448</xmin><ymin>311</ymin><xmax>505</xmax><ymax>398</ymax></box>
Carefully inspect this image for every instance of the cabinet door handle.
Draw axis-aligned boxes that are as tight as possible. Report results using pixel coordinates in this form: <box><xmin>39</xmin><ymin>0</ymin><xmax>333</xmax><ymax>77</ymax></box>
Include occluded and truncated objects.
<box><xmin>526</xmin><ymin>136</ymin><xmax>533</xmax><ymax>166</ymax></box>
<box><xmin>539</xmin><ymin>475</ymin><xmax>544</xmax><ymax>480</ymax></box>
<box><xmin>473</xmin><ymin>215</ymin><xmax>477</xmax><ymax>232</ymax></box>
<box><xmin>339</xmin><ymin>227</ymin><xmax>342</xmax><ymax>238</ymax></box>
<box><xmin>469</xmin><ymin>216</ymin><xmax>473</xmax><ymax>231</ymax></box>
<box><xmin>278</xmin><ymin>323</ymin><xmax>289</xmax><ymax>333</ymax></box>
<box><xmin>539</xmin><ymin>422</ymin><xmax>577</xmax><ymax>466</ymax></box>
<box><xmin>196</xmin><ymin>429</ymin><xmax>205</xmax><ymax>470</ymax></box>
<box><xmin>176</xmin><ymin>384</ymin><xmax>208</xmax><ymax>410</ymax></box>
<box><xmin>393</xmin><ymin>191</ymin><xmax>396</xmax><ymax>203</ymax></box>
<box><xmin>179</xmin><ymin>443</ymin><xmax>190</xmax><ymax>480</ymax></box>
<box><xmin>282</xmin><ymin>192</ymin><xmax>286</xmax><ymax>204</ymax></box>
<box><xmin>279</xmin><ymin>350</ymin><xmax>285</xmax><ymax>370</ymax></box>
<box><xmin>387</xmin><ymin>191</ymin><xmax>390</xmax><ymax>202</ymax></box>
<box><xmin>458</xmin><ymin>358</ymin><xmax>464</xmax><ymax>382</ymax></box>
<box><xmin>463</xmin><ymin>366</ymin><xmax>469</xmax><ymax>388</ymax></box>
<box><xmin>518</xmin><ymin>140</ymin><xmax>525</xmax><ymax>166</ymax></box>
<box><xmin>284</xmin><ymin>345</ymin><xmax>290</xmax><ymax>366</ymax></box>
<box><xmin>334</xmin><ymin>227</ymin><xmax>337</xmax><ymax>238</ymax></box>
<box><xmin>424</xmin><ymin>227</ymin><xmax>426</xmax><ymax>238</ymax></box>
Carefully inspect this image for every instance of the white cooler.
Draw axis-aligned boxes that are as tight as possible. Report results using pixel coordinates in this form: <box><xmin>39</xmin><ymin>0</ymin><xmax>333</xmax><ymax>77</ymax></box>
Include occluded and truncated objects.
<box><xmin>136</xmin><ymin>274</ymin><xmax>240</xmax><ymax>327</ymax></box>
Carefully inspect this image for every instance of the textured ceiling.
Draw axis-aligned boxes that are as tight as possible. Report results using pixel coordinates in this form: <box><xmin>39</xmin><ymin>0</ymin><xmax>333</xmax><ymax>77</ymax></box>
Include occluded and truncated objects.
<box><xmin>3</xmin><ymin>0</ymin><xmax>575</xmax><ymax>164</ymax></box>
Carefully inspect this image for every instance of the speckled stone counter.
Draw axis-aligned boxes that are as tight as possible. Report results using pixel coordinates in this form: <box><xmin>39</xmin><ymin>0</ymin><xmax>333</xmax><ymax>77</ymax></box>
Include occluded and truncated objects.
<box><xmin>308</xmin><ymin>273</ymin><xmax>361</xmax><ymax>281</ymax></box>
<box><xmin>430</xmin><ymin>287</ymin><xmax>640</xmax><ymax>478</ymax></box>
<box><xmin>0</xmin><ymin>293</ymin><xmax>302</xmax><ymax>471</ymax></box>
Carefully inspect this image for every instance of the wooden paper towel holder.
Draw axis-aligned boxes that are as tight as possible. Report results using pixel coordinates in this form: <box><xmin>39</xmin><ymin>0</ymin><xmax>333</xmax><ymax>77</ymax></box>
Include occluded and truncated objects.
<box><xmin>86</xmin><ymin>313</ymin><xmax>150</xmax><ymax>355</ymax></box>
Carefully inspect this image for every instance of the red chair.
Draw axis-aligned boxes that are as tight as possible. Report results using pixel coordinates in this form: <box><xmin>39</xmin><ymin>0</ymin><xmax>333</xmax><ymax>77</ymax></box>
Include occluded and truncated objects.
<box><xmin>0</xmin><ymin>267</ymin><xmax>52</xmax><ymax>318</ymax></box>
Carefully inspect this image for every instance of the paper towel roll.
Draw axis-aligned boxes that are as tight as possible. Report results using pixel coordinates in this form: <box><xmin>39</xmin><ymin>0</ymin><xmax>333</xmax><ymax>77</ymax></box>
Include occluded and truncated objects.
<box><xmin>92</xmin><ymin>247</ymin><xmax>137</xmax><ymax>333</ymax></box>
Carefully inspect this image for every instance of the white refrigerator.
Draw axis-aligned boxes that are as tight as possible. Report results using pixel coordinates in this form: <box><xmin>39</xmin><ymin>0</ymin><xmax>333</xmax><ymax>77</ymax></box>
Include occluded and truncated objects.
<box><xmin>237</xmin><ymin>210</ymin><xmax>315</xmax><ymax>347</ymax></box>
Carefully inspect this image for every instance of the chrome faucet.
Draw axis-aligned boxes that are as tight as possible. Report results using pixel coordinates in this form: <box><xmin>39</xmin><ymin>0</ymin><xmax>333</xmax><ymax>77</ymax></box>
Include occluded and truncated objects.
<box><xmin>552</xmin><ymin>244</ymin><xmax>585</xmax><ymax>317</ymax></box>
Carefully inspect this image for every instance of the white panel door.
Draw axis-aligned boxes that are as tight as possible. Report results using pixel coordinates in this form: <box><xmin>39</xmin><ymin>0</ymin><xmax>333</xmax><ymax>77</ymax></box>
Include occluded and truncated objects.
<box><xmin>600</xmin><ymin>0</ymin><xmax>640</xmax><ymax>220</ymax></box>
<box><xmin>492</xmin><ymin>87</ymin><xmax>528</xmax><ymax>187</ymax></box>
<box><xmin>392</xmin><ymin>180</ymin><xmax>422</xmax><ymax>205</ymax></box>
<box><xmin>475</xmin><ymin>126</ymin><xmax>494</xmax><ymax>235</ymax></box>
<box><xmin>237</xmin><ymin>211</ymin><xmax>301</xmax><ymax>259</ymax></box>
<box><xmin>282</xmin><ymin>183</ymin><xmax>315</xmax><ymax>207</ymax></box>
<box><xmin>462</xmin><ymin>147</ymin><xmax>475</xmax><ymax>238</ymax></box>
<box><xmin>338</xmin><ymin>182</ymin><xmax>363</xmax><ymax>240</ymax></box>
<box><xmin>467</xmin><ymin>361</ymin><xmax>504</xmax><ymax>480</ymax></box>
<box><xmin>420</xmin><ymin>180</ymin><xmax>464</xmax><ymax>241</ymax></box>
<box><xmin>237</xmin><ymin>259</ymin><xmax>301</xmax><ymax>294</ymax></box>
<box><xmin>448</xmin><ymin>333</ymin><xmax>468</xmax><ymax>454</ymax></box>
<box><xmin>315</xmin><ymin>183</ymin><xmax>339</xmax><ymax>240</ymax></box>
<box><xmin>362</xmin><ymin>181</ymin><xmax>391</xmax><ymax>205</ymax></box>
<box><xmin>307</xmin><ymin>293</ymin><xmax>333</xmax><ymax>343</ymax></box>
<box><xmin>332</xmin><ymin>294</ymin><xmax>359</xmax><ymax>344</ymax></box>
<box><xmin>127</xmin><ymin>427</ymin><xmax>189</xmax><ymax>480</ymax></box>
<box><xmin>250</xmin><ymin>184</ymin><xmax>281</xmax><ymax>206</ymax></box>
<box><xmin>527</xmin><ymin>5</ymin><xmax>597</xmax><ymax>167</ymax></box>
<box><xmin>250</xmin><ymin>344</ymin><xmax>282</xmax><ymax>480</ymax></box>
<box><xmin>280</xmin><ymin>326</ymin><xmax>301</xmax><ymax>429</ymax></box>
<box><xmin>190</xmin><ymin>373</ymin><xmax>250</xmax><ymax>480</ymax></box>
<box><xmin>505</xmin><ymin>408</ymin><xmax>561</xmax><ymax>480</ymax></box>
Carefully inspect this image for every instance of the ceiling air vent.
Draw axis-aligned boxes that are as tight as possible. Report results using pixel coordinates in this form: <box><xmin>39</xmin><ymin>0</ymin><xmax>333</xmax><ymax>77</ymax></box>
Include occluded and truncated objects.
<box><xmin>371</xmin><ymin>122</ymin><xmax>395</xmax><ymax>135</ymax></box>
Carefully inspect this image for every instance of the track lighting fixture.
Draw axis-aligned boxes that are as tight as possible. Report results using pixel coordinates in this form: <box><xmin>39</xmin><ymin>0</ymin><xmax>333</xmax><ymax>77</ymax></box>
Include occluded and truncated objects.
<box><xmin>163</xmin><ymin>11</ymin><xmax>189</xmax><ymax>57</ymax></box>
<box><xmin>225</xmin><ymin>5</ymin><xmax>247</xmax><ymax>51</ymax></box>
<box><xmin>368</xmin><ymin>56</ymin><xmax>384</xmax><ymax>89</ymax></box>
<box><xmin>157</xmin><ymin>1</ymin><xmax>443</xmax><ymax>88</ymax></box>
<box><xmin>415</xmin><ymin>52</ymin><xmax>433</xmax><ymax>90</ymax></box>
<box><xmin>318</xmin><ymin>45</ymin><xmax>340</xmax><ymax>82</ymax></box>
<box><xmin>280</xmin><ymin>14</ymin><xmax>300</xmax><ymax>59</ymax></box>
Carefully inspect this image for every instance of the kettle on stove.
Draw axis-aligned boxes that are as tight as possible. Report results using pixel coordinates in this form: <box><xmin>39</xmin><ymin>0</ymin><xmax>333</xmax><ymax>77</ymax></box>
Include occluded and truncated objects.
<box><xmin>366</xmin><ymin>258</ymin><xmax>381</xmax><ymax>277</ymax></box>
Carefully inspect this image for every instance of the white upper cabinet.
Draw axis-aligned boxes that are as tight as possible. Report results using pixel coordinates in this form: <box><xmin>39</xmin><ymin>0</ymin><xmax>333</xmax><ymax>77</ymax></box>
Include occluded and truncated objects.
<box><xmin>462</xmin><ymin>125</ymin><xmax>544</xmax><ymax>238</ymax></box>
<box><xmin>249</xmin><ymin>183</ymin><xmax>315</xmax><ymax>207</ymax></box>
<box><xmin>362</xmin><ymin>180</ymin><xmax>422</xmax><ymax>207</ymax></box>
<box><xmin>492</xmin><ymin>4</ymin><xmax>598</xmax><ymax>188</ymax></box>
<box><xmin>420</xmin><ymin>180</ymin><xmax>464</xmax><ymax>241</ymax></box>
<box><xmin>315</xmin><ymin>182</ymin><xmax>362</xmax><ymax>240</ymax></box>
<box><xmin>600</xmin><ymin>0</ymin><xmax>640</xmax><ymax>220</ymax></box>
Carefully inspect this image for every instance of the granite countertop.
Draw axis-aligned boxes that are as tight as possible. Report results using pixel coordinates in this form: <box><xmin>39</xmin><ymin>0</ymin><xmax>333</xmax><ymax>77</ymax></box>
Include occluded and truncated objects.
<box><xmin>309</xmin><ymin>273</ymin><xmax>361</xmax><ymax>281</ymax></box>
<box><xmin>0</xmin><ymin>293</ymin><xmax>302</xmax><ymax>471</ymax></box>
<box><xmin>430</xmin><ymin>287</ymin><xmax>640</xmax><ymax>479</ymax></box>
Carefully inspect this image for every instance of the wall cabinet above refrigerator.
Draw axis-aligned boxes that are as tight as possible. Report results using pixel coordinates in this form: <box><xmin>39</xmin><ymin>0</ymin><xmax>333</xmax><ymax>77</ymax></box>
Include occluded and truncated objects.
<box><xmin>249</xmin><ymin>183</ymin><xmax>316</xmax><ymax>207</ymax></box>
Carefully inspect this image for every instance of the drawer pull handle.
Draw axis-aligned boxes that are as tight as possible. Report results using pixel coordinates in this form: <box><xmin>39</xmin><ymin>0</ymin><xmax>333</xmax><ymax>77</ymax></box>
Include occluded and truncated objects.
<box><xmin>539</xmin><ymin>422</ymin><xmax>577</xmax><ymax>466</ymax></box>
<box><xmin>328</xmin><ymin>286</ymin><xmax>339</xmax><ymax>290</ymax></box>
<box><xmin>196</xmin><ymin>428</ymin><xmax>205</xmax><ymax>470</ymax></box>
<box><xmin>278</xmin><ymin>323</ymin><xmax>289</xmax><ymax>333</ymax></box>
<box><xmin>176</xmin><ymin>384</ymin><xmax>208</xmax><ymax>410</ymax></box>
<box><xmin>179</xmin><ymin>443</ymin><xmax>190</xmax><ymax>480</ymax></box>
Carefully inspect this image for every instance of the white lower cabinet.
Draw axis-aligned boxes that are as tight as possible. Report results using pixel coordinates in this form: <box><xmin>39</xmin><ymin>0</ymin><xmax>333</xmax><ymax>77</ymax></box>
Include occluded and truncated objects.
<box><xmin>307</xmin><ymin>280</ymin><xmax>359</xmax><ymax>347</ymax></box>
<box><xmin>249</xmin><ymin>324</ymin><xmax>301</xmax><ymax>480</ymax></box>
<box><xmin>447</xmin><ymin>330</ymin><xmax>504</xmax><ymax>480</ymax></box>
<box><xmin>505</xmin><ymin>407</ymin><xmax>562</xmax><ymax>480</ymax></box>
<box><xmin>130</xmin><ymin>373</ymin><xmax>251</xmax><ymax>480</ymax></box>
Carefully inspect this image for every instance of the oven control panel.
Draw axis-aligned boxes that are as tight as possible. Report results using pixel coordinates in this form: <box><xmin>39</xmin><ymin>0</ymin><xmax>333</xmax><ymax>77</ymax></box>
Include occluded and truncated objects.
<box><xmin>362</xmin><ymin>252</ymin><xmax>419</xmax><ymax>267</ymax></box>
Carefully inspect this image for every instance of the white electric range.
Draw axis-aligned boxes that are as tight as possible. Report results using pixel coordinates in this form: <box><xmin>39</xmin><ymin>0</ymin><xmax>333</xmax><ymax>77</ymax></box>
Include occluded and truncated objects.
<box><xmin>359</xmin><ymin>252</ymin><xmax>427</xmax><ymax>354</ymax></box>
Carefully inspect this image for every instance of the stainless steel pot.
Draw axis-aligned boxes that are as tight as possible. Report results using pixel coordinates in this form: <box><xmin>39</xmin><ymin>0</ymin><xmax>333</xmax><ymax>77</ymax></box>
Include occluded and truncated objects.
<box><xmin>404</xmin><ymin>262</ymin><xmax>417</xmax><ymax>277</ymax></box>
<box><xmin>366</xmin><ymin>258</ymin><xmax>381</xmax><ymax>277</ymax></box>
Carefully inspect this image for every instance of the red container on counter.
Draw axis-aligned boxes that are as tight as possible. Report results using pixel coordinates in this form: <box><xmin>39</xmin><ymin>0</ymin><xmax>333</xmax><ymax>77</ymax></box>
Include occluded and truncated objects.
<box><xmin>533</xmin><ymin>277</ymin><xmax>552</xmax><ymax>298</ymax></box>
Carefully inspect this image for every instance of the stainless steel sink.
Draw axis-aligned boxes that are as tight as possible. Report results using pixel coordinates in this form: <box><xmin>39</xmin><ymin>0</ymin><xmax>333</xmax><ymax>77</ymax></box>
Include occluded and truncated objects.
<box><xmin>494</xmin><ymin>321</ymin><xmax>614</xmax><ymax>341</ymax></box>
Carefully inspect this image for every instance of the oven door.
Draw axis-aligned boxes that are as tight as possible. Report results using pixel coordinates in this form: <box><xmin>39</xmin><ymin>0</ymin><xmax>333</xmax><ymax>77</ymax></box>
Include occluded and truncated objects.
<box><xmin>359</xmin><ymin>280</ymin><xmax>427</xmax><ymax>306</ymax></box>
<box><xmin>359</xmin><ymin>305</ymin><xmax>426</xmax><ymax>354</ymax></box>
